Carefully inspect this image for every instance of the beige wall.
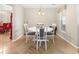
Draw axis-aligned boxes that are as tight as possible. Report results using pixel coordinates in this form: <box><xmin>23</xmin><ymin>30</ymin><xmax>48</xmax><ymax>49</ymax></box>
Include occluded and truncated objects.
<box><xmin>76</xmin><ymin>5</ymin><xmax>79</xmax><ymax>47</ymax></box>
<box><xmin>24</xmin><ymin>8</ymin><xmax>57</xmax><ymax>27</ymax></box>
<box><xmin>66</xmin><ymin>5</ymin><xmax>77</xmax><ymax>45</ymax></box>
<box><xmin>12</xmin><ymin>5</ymin><xmax>25</xmax><ymax>40</ymax></box>
<box><xmin>57</xmin><ymin>5</ymin><xmax>78</xmax><ymax>47</ymax></box>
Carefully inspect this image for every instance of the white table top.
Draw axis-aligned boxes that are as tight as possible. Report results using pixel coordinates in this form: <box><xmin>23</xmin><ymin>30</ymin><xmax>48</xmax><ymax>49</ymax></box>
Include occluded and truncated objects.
<box><xmin>28</xmin><ymin>27</ymin><xmax>53</xmax><ymax>32</ymax></box>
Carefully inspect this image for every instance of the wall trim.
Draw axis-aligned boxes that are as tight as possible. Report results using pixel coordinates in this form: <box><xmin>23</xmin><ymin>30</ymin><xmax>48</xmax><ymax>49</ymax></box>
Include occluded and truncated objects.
<box><xmin>12</xmin><ymin>34</ymin><xmax>23</xmax><ymax>42</ymax></box>
<box><xmin>57</xmin><ymin>33</ymin><xmax>79</xmax><ymax>49</ymax></box>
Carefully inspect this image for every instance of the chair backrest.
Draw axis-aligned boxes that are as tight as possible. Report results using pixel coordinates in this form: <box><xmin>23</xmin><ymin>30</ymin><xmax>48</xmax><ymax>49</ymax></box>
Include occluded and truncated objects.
<box><xmin>51</xmin><ymin>24</ymin><xmax>57</xmax><ymax>35</ymax></box>
<box><xmin>36</xmin><ymin>27</ymin><xmax>47</xmax><ymax>40</ymax></box>
<box><xmin>36</xmin><ymin>23</ymin><xmax>44</xmax><ymax>29</ymax></box>
<box><xmin>50</xmin><ymin>24</ymin><xmax>56</xmax><ymax>31</ymax></box>
<box><xmin>24</xmin><ymin>24</ymin><xmax>28</xmax><ymax>32</ymax></box>
<box><xmin>39</xmin><ymin>28</ymin><xmax>44</xmax><ymax>38</ymax></box>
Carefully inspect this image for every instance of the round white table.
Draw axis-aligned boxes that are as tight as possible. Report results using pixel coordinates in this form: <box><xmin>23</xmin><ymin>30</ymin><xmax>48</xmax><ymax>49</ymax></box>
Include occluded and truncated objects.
<box><xmin>28</xmin><ymin>27</ymin><xmax>53</xmax><ymax>32</ymax></box>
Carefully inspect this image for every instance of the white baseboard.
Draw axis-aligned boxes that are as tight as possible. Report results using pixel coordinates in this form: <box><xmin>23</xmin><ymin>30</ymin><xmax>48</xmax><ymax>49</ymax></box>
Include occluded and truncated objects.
<box><xmin>57</xmin><ymin>34</ymin><xmax>79</xmax><ymax>49</ymax></box>
<box><xmin>12</xmin><ymin>34</ymin><xmax>23</xmax><ymax>42</ymax></box>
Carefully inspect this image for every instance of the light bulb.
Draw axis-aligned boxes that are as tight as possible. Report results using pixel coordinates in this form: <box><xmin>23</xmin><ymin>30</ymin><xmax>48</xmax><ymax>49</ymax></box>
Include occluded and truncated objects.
<box><xmin>38</xmin><ymin>12</ymin><xmax>41</xmax><ymax>15</ymax></box>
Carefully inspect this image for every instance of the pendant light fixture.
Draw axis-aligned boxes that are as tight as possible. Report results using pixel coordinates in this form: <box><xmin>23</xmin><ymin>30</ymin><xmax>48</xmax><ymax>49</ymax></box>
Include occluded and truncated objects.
<box><xmin>37</xmin><ymin>5</ymin><xmax>45</xmax><ymax>16</ymax></box>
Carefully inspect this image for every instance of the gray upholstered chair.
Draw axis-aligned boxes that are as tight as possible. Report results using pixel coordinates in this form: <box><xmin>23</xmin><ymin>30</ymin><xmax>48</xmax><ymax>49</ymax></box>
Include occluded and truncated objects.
<box><xmin>35</xmin><ymin>27</ymin><xmax>48</xmax><ymax>51</ymax></box>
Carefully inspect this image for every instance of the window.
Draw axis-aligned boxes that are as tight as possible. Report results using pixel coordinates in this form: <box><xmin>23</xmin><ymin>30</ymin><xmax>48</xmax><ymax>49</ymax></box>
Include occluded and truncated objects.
<box><xmin>59</xmin><ymin>10</ymin><xmax>66</xmax><ymax>32</ymax></box>
<box><xmin>61</xmin><ymin>15</ymin><xmax>66</xmax><ymax>31</ymax></box>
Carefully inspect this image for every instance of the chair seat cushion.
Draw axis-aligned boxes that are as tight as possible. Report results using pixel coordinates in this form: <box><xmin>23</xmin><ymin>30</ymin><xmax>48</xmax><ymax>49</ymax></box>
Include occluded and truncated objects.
<box><xmin>47</xmin><ymin>32</ymin><xmax>53</xmax><ymax>35</ymax></box>
<box><xmin>27</xmin><ymin>32</ymin><xmax>35</xmax><ymax>35</ymax></box>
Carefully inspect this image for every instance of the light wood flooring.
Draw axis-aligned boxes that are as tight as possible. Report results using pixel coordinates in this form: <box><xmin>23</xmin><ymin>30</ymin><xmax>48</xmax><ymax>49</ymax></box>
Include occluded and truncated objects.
<box><xmin>0</xmin><ymin>32</ymin><xmax>78</xmax><ymax>54</ymax></box>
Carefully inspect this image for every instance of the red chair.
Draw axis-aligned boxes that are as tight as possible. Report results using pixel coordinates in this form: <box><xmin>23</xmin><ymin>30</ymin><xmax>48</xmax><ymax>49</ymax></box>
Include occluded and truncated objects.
<box><xmin>0</xmin><ymin>20</ymin><xmax>4</xmax><ymax>33</ymax></box>
<box><xmin>3</xmin><ymin>23</ymin><xmax>10</xmax><ymax>32</ymax></box>
<box><xmin>0</xmin><ymin>26</ymin><xmax>4</xmax><ymax>33</ymax></box>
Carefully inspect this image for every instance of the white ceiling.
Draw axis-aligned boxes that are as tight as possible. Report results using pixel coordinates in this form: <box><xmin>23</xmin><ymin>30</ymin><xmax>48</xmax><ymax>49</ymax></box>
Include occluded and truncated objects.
<box><xmin>21</xmin><ymin>4</ymin><xmax>58</xmax><ymax>8</ymax></box>
<box><xmin>21</xmin><ymin>4</ymin><xmax>65</xmax><ymax>9</ymax></box>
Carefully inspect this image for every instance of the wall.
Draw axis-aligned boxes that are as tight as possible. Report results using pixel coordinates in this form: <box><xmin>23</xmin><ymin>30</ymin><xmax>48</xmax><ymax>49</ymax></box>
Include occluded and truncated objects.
<box><xmin>25</xmin><ymin>8</ymin><xmax>57</xmax><ymax>27</ymax></box>
<box><xmin>76</xmin><ymin>5</ymin><xmax>79</xmax><ymax>47</ymax></box>
<box><xmin>57</xmin><ymin>5</ymin><xmax>78</xmax><ymax>48</ymax></box>
<box><xmin>66</xmin><ymin>5</ymin><xmax>77</xmax><ymax>46</ymax></box>
<box><xmin>12</xmin><ymin>5</ymin><xmax>25</xmax><ymax>40</ymax></box>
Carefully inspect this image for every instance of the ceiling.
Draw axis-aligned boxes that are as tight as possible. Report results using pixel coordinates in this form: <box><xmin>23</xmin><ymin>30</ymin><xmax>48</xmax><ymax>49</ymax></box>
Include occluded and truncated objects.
<box><xmin>21</xmin><ymin>4</ymin><xmax>64</xmax><ymax>8</ymax></box>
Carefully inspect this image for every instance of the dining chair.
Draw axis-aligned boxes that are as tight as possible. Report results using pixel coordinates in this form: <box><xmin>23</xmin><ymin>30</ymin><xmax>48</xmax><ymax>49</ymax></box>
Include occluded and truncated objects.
<box><xmin>47</xmin><ymin>31</ymin><xmax>55</xmax><ymax>44</ymax></box>
<box><xmin>47</xmin><ymin>24</ymin><xmax>57</xmax><ymax>44</ymax></box>
<box><xmin>24</xmin><ymin>24</ymin><xmax>28</xmax><ymax>34</ymax></box>
<box><xmin>51</xmin><ymin>24</ymin><xmax>57</xmax><ymax>35</ymax></box>
<box><xmin>36</xmin><ymin>23</ymin><xmax>44</xmax><ymax>29</ymax></box>
<box><xmin>24</xmin><ymin>25</ymin><xmax>35</xmax><ymax>42</ymax></box>
<box><xmin>24</xmin><ymin>24</ymin><xmax>34</xmax><ymax>36</ymax></box>
<box><xmin>35</xmin><ymin>27</ymin><xmax>48</xmax><ymax>51</ymax></box>
<box><xmin>51</xmin><ymin>24</ymin><xmax>57</xmax><ymax>33</ymax></box>
<box><xmin>24</xmin><ymin>24</ymin><xmax>28</xmax><ymax>42</ymax></box>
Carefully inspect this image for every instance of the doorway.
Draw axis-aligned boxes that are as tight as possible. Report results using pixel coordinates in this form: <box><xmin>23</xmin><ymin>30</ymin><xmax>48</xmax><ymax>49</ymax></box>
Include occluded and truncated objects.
<box><xmin>0</xmin><ymin>5</ymin><xmax>13</xmax><ymax>53</ymax></box>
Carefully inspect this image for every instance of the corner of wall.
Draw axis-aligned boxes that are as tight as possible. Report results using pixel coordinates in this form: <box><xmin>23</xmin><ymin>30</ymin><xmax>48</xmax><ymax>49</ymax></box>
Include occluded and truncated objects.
<box><xmin>12</xmin><ymin>33</ymin><xmax>23</xmax><ymax>42</ymax></box>
<box><xmin>57</xmin><ymin>33</ymin><xmax>79</xmax><ymax>49</ymax></box>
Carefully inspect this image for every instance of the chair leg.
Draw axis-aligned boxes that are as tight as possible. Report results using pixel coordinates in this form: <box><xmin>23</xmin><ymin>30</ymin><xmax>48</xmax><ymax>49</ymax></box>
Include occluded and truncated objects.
<box><xmin>26</xmin><ymin>39</ymin><xmax>27</xmax><ymax>43</ymax></box>
<box><xmin>34</xmin><ymin>41</ymin><xmax>35</xmax><ymax>43</ymax></box>
<box><xmin>45</xmin><ymin>41</ymin><xmax>47</xmax><ymax>51</ymax></box>
<box><xmin>36</xmin><ymin>41</ymin><xmax>38</xmax><ymax>51</ymax></box>
<box><xmin>52</xmin><ymin>35</ymin><xmax>54</xmax><ymax>41</ymax></box>
<box><xmin>52</xmin><ymin>35</ymin><xmax>55</xmax><ymax>45</ymax></box>
<box><xmin>39</xmin><ymin>41</ymin><xmax>41</xmax><ymax>47</ymax></box>
<box><xmin>26</xmin><ymin>35</ymin><xmax>28</xmax><ymax>43</ymax></box>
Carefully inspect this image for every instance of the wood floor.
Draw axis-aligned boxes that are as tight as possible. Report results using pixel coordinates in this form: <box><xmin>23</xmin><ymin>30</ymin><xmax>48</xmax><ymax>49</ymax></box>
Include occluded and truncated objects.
<box><xmin>0</xmin><ymin>32</ymin><xmax>78</xmax><ymax>54</ymax></box>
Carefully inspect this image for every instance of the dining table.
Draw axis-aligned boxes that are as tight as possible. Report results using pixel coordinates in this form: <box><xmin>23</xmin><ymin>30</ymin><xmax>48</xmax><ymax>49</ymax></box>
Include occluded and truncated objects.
<box><xmin>27</xmin><ymin>26</ymin><xmax>54</xmax><ymax>49</ymax></box>
<box><xmin>28</xmin><ymin>26</ymin><xmax>53</xmax><ymax>32</ymax></box>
